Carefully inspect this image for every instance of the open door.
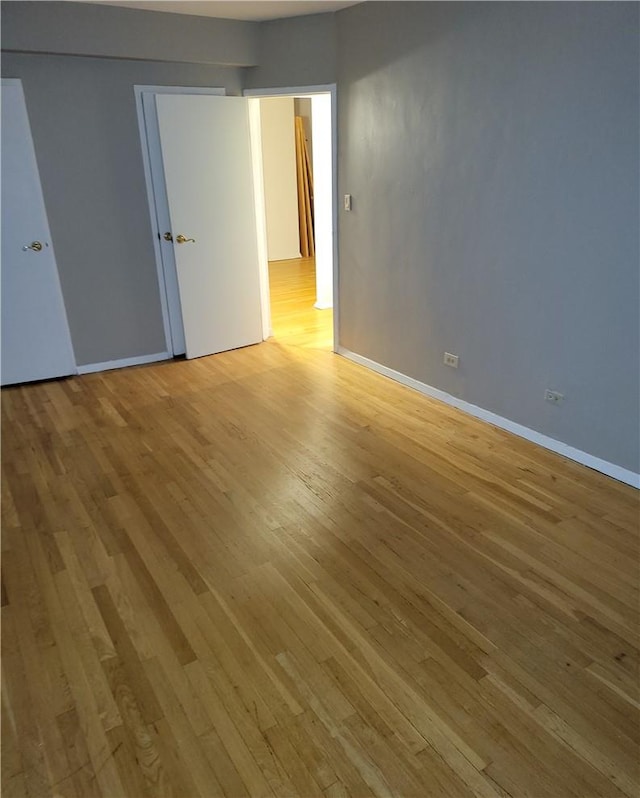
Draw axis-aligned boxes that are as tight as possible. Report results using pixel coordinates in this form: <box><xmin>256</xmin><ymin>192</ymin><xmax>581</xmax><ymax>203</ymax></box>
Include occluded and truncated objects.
<box><xmin>155</xmin><ymin>94</ymin><xmax>263</xmax><ymax>360</ymax></box>
<box><xmin>1</xmin><ymin>79</ymin><xmax>76</xmax><ymax>386</ymax></box>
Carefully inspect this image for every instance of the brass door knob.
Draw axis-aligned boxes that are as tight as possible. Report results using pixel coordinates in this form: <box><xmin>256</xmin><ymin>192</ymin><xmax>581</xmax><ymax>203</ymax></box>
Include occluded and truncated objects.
<box><xmin>175</xmin><ymin>234</ymin><xmax>196</xmax><ymax>244</ymax></box>
<box><xmin>163</xmin><ymin>232</ymin><xmax>173</xmax><ymax>242</ymax></box>
<box><xmin>22</xmin><ymin>241</ymin><xmax>43</xmax><ymax>252</ymax></box>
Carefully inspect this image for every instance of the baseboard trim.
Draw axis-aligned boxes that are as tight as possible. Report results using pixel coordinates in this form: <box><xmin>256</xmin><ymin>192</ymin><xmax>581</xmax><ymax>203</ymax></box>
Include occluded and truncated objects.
<box><xmin>337</xmin><ymin>347</ymin><xmax>640</xmax><ymax>489</ymax></box>
<box><xmin>77</xmin><ymin>352</ymin><xmax>171</xmax><ymax>375</ymax></box>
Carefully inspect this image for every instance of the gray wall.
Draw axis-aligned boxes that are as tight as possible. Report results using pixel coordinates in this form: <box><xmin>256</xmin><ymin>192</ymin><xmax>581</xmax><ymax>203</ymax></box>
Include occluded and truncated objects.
<box><xmin>243</xmin><ymin>12</ymin><xmax>336</xmax><ymax>88</ymax></box>
<box><xmin>2</xmin><ymin>3</ymin><xmax>256</xmax><ymax>366</ymax></box>
<box><xmin>2</xmin><ymin>1</ymin><xmax>258</xmax><ymax>66</ymax></box>
<box><xmin>337</xmin><ymin>1</ymin><xmax>639</xmax><ymax>473</ymax></box>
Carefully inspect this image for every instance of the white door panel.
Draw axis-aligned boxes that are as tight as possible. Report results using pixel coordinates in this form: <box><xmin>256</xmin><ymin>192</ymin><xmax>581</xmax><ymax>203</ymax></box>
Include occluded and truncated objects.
<box><xmin>1</xmin><ymin>79</ymin><xmax>75</xmax><ymax>386</ymax></box>
<box><xmin>155</xmin><ymin>94</ymin><xmax>263</xmax><ymax>360</ymax></box>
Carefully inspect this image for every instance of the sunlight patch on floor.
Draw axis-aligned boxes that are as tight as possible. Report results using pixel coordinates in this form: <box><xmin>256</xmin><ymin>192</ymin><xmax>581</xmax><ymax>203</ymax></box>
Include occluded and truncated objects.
<box><xmin>268</xmin><ymin>257</ymin><xmax>333</xmax><ymax>350</ymax></box>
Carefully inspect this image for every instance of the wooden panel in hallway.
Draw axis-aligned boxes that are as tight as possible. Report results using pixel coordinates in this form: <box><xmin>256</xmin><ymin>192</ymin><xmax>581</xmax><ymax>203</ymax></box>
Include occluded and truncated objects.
<box><xmin>268</xmin><ymin>256</ymin><xmax>332</xmax><ymax>349</ymax></box>
<box><xmin>1</xmin><ymin>274</ymin><xmax>638</xmax><ymax>797</ymax></box>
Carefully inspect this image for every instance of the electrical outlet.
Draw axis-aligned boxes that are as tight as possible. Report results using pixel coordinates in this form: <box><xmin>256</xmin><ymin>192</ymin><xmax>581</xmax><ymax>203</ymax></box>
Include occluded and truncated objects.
<box><xmin>443</xmin><ymin>352</ymin><xmax>459</xmax><ymax>368</ymax></box>
<box><xmin>545</xmin><ymin>389</ymin><xmax>564</xmax><ymax>404</ymax></box>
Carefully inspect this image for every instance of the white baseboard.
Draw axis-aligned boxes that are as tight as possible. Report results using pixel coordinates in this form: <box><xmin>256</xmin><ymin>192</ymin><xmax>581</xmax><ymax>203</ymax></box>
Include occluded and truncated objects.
<box><xmin>77</xmin><ymin>351</ymin><xmax>171</xmax><ymax>375</ymax></box>
<box><xmin>314</xmin><ymin>302</ymin><xmax>333</xmax><ymax>310</ymax></box>
<box><xmin>337</xmin><ymin>346</ymin><xmax>640</xmax><ymax>489</ymax></box>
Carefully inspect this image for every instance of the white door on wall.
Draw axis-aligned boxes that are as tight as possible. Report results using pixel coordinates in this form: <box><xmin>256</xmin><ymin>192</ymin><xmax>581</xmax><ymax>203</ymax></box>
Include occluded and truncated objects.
<box><xmin>154</xmin><ymin>94</ymin><xmax>263</xmax><ymax>360</ymax></box>
<box><xmin>1</xmin><ymin>79</ymin><xmax>76</xmax><ymax>386</ymax></box>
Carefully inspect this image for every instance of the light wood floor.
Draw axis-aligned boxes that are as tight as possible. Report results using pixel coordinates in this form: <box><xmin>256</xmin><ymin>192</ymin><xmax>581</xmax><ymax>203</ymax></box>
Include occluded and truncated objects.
<box><xmin>2</xmin><ymin>262</ymin><xmax>638</xmax><ymax>798</ymax></box>
<box><xmin>268</xmin><ymin>257</ymin><xmax>333</xmax><ymax>350</ymax></box>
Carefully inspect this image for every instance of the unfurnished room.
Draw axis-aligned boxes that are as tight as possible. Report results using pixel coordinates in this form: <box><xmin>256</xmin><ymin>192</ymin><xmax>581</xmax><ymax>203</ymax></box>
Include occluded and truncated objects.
<box><xmin>1</xmin><ymin>1</ymin><xmax>639</xmax><ymax>796</ymax></box>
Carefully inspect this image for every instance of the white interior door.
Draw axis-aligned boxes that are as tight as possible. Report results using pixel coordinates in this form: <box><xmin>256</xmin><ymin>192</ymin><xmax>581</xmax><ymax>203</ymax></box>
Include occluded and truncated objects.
<box><xmin>155</xmin><ymin>94</ymin><xmax>263</xmax><ymax>360</ymax></box>
<box><xmin>1</xmin><ymin>79</ymin><xmax>76</xmax><ymax>386</ymax></box>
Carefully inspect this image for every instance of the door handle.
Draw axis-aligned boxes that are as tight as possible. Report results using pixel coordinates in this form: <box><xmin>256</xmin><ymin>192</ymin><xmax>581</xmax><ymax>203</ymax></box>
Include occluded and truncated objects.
<box><xmin>175</xmin><ymin>234</ymin><xmax>195</xmax><ymax>244</ymax></box>
<box><xmin>163</xmin><ymin>232</ymin><xmax>173</xmax><ymax>242</ymax></box>
<box><xmin>22</xmin><ymin>241</ymin><xmax>43</xmax><ymax>252</ymax></box>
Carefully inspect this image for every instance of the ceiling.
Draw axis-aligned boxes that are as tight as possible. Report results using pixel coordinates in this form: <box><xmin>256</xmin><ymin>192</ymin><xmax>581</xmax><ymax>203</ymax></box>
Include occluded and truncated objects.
<box><xmin>68</xmin><ymin>0</ymin><xmax>361</xmax><ymax>22</ymax></box>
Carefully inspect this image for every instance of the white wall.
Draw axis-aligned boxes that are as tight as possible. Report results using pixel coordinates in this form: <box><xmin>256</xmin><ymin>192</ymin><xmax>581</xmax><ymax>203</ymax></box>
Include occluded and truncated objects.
<box><xmin>259</xmin><ymin>97</ymin><xmax>300</xmax><ymax>261</ymax></box>
<box><xmin>311</xmin><ymin>93</ymin><xmax>333</xmax><ymax>309</ymax></box>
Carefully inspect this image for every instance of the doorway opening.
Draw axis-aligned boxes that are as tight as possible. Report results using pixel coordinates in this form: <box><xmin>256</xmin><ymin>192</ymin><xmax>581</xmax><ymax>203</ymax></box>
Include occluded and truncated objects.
<box><xmin>135</xmin><ymin>84</ymin><xmax>337</xmax><ymax>361</ymax></box>
<box><xmin>251</xmin><ymin>93</ymin><xmax>334</xmax><ymax>351</ymax></box>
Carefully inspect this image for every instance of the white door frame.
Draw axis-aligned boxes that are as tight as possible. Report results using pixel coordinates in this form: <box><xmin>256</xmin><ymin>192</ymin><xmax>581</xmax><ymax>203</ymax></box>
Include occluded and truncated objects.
<box><xmin>134</xmin><ymin>85</ymin><xmax>226</xmax><ymax>356</ymax></box>
<box><xmin>135</xmin><ymin>83</ymin><xmax>338</xmax><ymax>356</ymax></box>
<box><xmin>243</xmin><ymin>85</ymin><xmax>339</xmax><ymax>352</ymax></box>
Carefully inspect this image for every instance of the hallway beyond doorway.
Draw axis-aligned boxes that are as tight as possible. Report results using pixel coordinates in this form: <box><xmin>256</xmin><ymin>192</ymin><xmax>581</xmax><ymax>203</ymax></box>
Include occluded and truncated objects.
<box><xmin>268</xmin><ymin>257</ymin><xmax>333</xmax><ymax>350</ymax></box>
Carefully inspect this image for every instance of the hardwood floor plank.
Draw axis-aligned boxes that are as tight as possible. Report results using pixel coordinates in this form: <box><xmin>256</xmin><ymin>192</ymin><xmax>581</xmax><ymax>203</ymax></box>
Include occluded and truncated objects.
<box><xmin>1</xmin><ymin>257</ymin><xmax>637</xmax><ymax>796</ymax></box>
<box><xmin>143</xmin><ymin>657</ymin><xmax>227</xmax><ymax>798</ymax></box>
<box><xmin>56</xmin><ymin>709</ymin><xmax>103</xmax><ymax>798</ymax></box>
<box><xmin>198</xmin><ymin>726</ymin><xmax>252</xmax><ymax>798</ymax></box>
<box><xmin>532</xmin><ymin>703</ymin><xmax>637</xmax><ymax>798</ymax></box>
<box><xmin>24</xmin><ymin>533</ymin><xmax>126</xmax><ymax>798</ymax></box>
<box><xmin>185</xmin><ymin>659</ymin><xmax>275</xmax><ymax>798</ymax></box>
<box><xmin>91</xmin><ymin>584</ymin><xmax>163</xmax><ymax>726</ymax></box>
